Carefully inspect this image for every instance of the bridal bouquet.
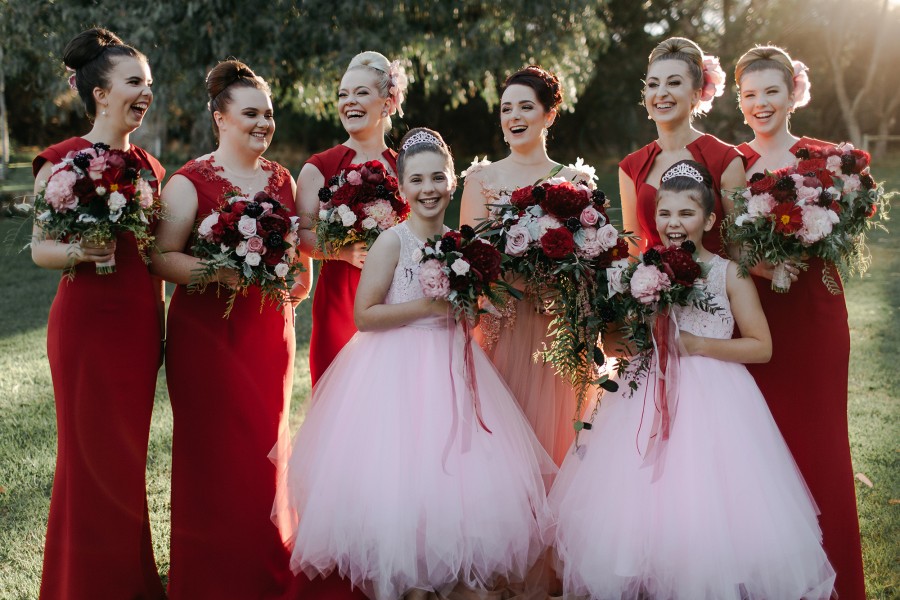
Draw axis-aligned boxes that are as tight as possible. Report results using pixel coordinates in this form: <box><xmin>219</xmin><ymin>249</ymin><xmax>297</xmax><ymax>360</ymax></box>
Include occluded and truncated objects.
<box><xmin>191</xmin><ymin>191</ymin><xmax>304</xmax><ymax>317</ymax></box>
<box><xmin>475</xmin><ymin>177</ymin><xmax>633</xmax><ymax>423</ymax></box>
<box><xmin>316</xmin><ymin>160</ymin><xmax>408</xmax><ymax>253</ymax></box>
<box><xmin>725</xmin><ymin>143</ymin><xmax>890</xmax><ymax>293</ymax></box>
<box><xmin>33</xmin><ymin>142</ymin><xmax>160</xmax><ymax>276</ymax></box>
<box><xmin>417</xmin><ymin>226</ymin><xmax>513</xmax><ymax>321</ymax></box>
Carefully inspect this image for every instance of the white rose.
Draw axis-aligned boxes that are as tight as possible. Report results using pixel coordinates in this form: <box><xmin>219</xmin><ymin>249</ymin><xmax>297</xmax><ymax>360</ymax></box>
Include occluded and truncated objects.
<box><xmin>95</xmin><ymin>186</ymin><xmax>107</xmax><ymax>196</ymax></box>
<box><xmin>197</xmin><ymin>212</ymin><xmax>219</xmax><ymax>239</ymax></box>
<box><xmin>411</xmin><ymin>248</ymin><xmax>424</xmax><ymax>263</ymax></box>
<box><xmin>606</xmin><ymin>266</ymin><xmax>628</xmax><ymax>297</ymax></box>
<box><xmin>341</xmin><ymin>210</ymin><xmax>357</xmax><ymax>227</ymax></box>
<box><xmin>107</xmin><ymin>191</ymin><xmax>127</xmax><ymax>212</ymax></box>
<box><xmin>245</xmin><ymin>252</ymin><xmax>262</xmax><ymax>266</ymax></box>
<box><xmin>108</xmin><ymin>210</ymin><xmax>122</xmax><ymax>223</ymax></box>
<box><xmin>237</xmin><ymin>215</ymin><xmax>258</xmax><ymax>238</ymax></box>
<box><xmin>274</xmin><ymin>262</ymin><xmax>290</xmax><ymax>278</ymax></box>
<box><xmin>76</xmin><ymin>213</ymin><xmax>98</xmax><ymax>223</ymax></box>
<box><xmin>361</xmin><ymin>217</ymin><xmax>378</xmax><ymax>230</ymax></box>
<box><xmin>318</xmin><ymin>209</ymin><xmax>329</xmax><ymax>220</ymax></box>
<box><xmin>235</xmin><ymin>241</ymin><xmax>249</xmax><ymax>257</ymax></box>
<box><xmin>451</xmin><ymin>259</ymin><xmax>471</xmax><ymax>276</ymax></box>
<box><xmin>735</xmin><ymin>214</ymin><xmax>750</xmax><ymax>227</ymax></box>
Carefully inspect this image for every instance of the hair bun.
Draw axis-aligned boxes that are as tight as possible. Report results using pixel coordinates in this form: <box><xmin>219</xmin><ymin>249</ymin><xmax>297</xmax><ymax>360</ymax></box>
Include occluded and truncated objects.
<box><xmin>206</xmin><ymin>60</ymin><xmax>261</xmax><ymax>101</ymax></box>
<box><xmin>503</xmin><ymin>65</ymin><xmax>564</xmax><ymax>112</ymax></box>
<box><xmin>63</xmin><ymin>27</ymin><xmax>124</xmax><ymax>71</ymax></box>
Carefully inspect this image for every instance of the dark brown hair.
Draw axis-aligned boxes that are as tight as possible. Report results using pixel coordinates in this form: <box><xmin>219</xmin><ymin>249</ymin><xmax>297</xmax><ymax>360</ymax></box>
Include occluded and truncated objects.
<box><xmin>501</xmin><ymin>65</ymin><xmax>563</xmax><ymax>113</ymax></box>
<box><xmin>63</xmin><ymin>28</ymin><xmax>146</xmax><ymax>120</ymax></box>
<box><xmin>206</xmin><ymin>60</ymin><xmax>271</xmax><ymax>138</ymax></box>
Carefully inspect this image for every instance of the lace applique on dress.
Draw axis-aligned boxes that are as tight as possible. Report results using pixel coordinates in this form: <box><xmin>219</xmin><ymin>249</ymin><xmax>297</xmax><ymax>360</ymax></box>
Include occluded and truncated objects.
<box><xmin>182</xmin><ymin>156</ymin><xmax>288</xmax><ymax>199</ymax></box>
<box><xmin>384</xmin><ymin>221</ymin><xmax>450</xmax><ymax>306</ymax></box>
<box><xmin>673</xmin><ymin>255</ymin><xmax>734</xmax><ymax>340</ymax></box>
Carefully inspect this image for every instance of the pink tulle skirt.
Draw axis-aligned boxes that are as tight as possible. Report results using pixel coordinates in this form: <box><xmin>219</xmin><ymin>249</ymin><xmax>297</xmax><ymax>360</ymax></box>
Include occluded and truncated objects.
<box><xmin>549</xmin><ymin>355</ymin><xmax>835</xmax><ymax>600</ymax></box>
<box><xmin>276</xmin><ymin>320</ymin><xmax>555</xmax><ymax>600</ymax></box>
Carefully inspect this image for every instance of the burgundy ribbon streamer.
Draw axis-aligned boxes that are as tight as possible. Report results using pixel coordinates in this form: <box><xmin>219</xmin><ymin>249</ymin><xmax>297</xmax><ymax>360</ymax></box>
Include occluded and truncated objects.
<box><xmin>637</xmin><ymin>309</ymin><xmax>681</xmax><ymax>476</ymax></box>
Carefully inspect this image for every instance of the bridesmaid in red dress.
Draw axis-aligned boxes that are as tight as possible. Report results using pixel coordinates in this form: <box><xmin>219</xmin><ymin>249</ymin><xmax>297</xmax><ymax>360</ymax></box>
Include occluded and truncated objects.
<box><xmin>150</xmin><ymin>60</ymin><xmax>311</xmax><ymax>599</ymax></box>
<box><xmin>31</xmin><ymin>28</ymin><xmax>166</xmax><ymax>599</ymax></box>
<box><xmin>296</xmin><ymin>51</ymin><xmax>404</xmax><ymax>387</ymax></box>
<box><xmin>619</xmin><ymin>37</ymin><xmax>745</xmax><ymax>255</ymax></box>
<box><xmin>734</xmin><ymin>45</ymin><xmax>865</xmax><ymax>599</ymax></box>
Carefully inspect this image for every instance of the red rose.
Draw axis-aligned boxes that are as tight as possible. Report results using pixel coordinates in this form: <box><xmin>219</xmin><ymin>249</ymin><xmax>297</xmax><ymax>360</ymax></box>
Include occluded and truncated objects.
<box><xmin>461</xmin><ymin>238</ymin><xmax>502</xmax><ymax>283</ymax></box>
<box><xmin>772</xmin><ymin>203</ymin><xmax>803</xmax><ymax>234</ymax></box>
<box><xmin>748</xmin><ymin>174</ymin><xmax>777</xmax><ymax>195</ymax></box>
<box><xmin>539</xmin><ymin>182</ymin><xmax>591</xmax><ymax>220</ymax></box>
<box><xmin>510</xmin><ymin>186</ymin><xmax>538</xmax><ymax>210</ymax></box>
<box><xmin>851</xmin><ymin>149</ymin><xmax>871</xmax><ymax>174</ymax></box>
<box><xmin>817</xmin><ymin>169</ymin><xmax>834</xmax><ymax>189</ymax></box>
<box><xmin>73</xmin><ymin>177</ymin><xmax>98</xmax><ymax>204</ymax></box>
<box><xmin>105</xmin><ymin>152</ymin><xmax>126</xmax><ymax>169</ymax></box>
<box><xmin>797</xmin><ymin>158</ymin><xmax>826</xmax><ymax>175</ymax></box>
<box><xmin>360</xmin><ymin>163</ymin><xmax>385</xmax><ymax>184</ymax></box>
<box><xmin>331</xmin><ymin>184</ymin><xmax>356</xmax><ymax>207</ymax></box>
<box><xmin>231</xmin><ymin>200</ymin><xmax>247</xmax><ymax>215</ymax></box>
<box><xmin>540</xmin><ymin>226</ymin><xmax>575</xmax><ymax>259</ymax></box>
<box><xmin>263</xmin><ymin>248</ymin><xmax>283</xmax><ymax>265</ymax></box>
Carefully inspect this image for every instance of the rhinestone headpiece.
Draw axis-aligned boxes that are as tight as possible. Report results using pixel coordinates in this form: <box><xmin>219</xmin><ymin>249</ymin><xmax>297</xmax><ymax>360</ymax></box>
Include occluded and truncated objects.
<box><xmin>661</xmin><ymin>162</ymin><xmax>705</xmax><ymax>184</ymax></box>
<box><xmin>401</xmin><ymin>131</ymin><xmax>442</xmax><ymax>152</ymax></box>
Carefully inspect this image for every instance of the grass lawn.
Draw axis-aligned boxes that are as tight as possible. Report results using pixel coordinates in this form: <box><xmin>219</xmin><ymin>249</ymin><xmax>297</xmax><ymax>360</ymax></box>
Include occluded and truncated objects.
<box><xmin>0</xmin><ymin>160</ymin><xmax>897</xmax><ymax>599</ymax></box>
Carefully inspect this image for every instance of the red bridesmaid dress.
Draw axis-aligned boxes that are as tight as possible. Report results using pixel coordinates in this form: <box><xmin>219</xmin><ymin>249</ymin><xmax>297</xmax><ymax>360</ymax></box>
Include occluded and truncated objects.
<box><xmin>307</xmin><ymin>144</ymin><xmax>398</xmax><ymax>386</ymax></box>
<box><xmin>165</xmin><ymin>156</ymin><xmax>297</xmax><ymax>599</ymax></box>
<box><xmin>34</xmin><ymin>138</ymin><xmax>166</xmax><ymax>599</ymax></box>
<box><xmin>737</xmin><ymin>137</ymin><xmax>865</xmax><ymax>600</ymax></box>
<box><xmin>619</xmin><ymin>133</ymin><xmax>744</xmax><ymax>254</ymax></box>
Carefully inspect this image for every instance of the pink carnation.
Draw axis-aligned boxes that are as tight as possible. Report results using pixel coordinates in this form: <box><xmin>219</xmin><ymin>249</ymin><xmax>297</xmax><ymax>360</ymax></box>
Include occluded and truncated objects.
<box><xmin>346</xmin><ymin>170</ymin><xmax>362</xmax><ymax>186</ymax></box>
<box><xmin>363</xmin><ymin>199</ymin><xmax>397</xmax><ymax>230</ymax></box>
<box><xmin>418</xmin><ymin>259</ymin><xmax>450</xmax><ymax>299</ymax></box>
<box><xmin>629</xmin><ymin>263</ymin><xmax>672</xmax><ymax>305</ymax></box>
<box><xmin>797</xmin><ymin>205</ymin><xmax>839</xmax><ymax>244</ymax></box>
<box><xmin>746</xmin><ymin>193</ymin><xmax>776</xmax><ymax>218</ymax></box>
<box><xmin>44</xmin><ymin>170</ymin><xmax>79</xmax><ymax>212</ymax></box>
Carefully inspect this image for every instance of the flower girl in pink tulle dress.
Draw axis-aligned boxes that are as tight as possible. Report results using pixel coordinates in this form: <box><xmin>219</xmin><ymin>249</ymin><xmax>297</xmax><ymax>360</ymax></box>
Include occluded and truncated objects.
<box><xmin>276</xmin><ymin>128</ymin><xmax>554</xmax><ymax>600</ymax></box>
<box><xmin>549</xmin><ymin>160</ymin><xmax>835</xmax><ymax>600</ymax></box>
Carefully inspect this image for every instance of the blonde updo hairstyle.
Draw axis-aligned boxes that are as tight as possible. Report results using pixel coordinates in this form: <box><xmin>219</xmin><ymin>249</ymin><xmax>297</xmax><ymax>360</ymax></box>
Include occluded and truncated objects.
<box><xmin>206</xmin><ymin>60</ymin><xmax>271</xmax><ymax>140</ymax></box>
<box><xmin>735</xmin><ymin>45</ymin><xmax>811</xmax><ymax>110</ymax></box>
<box><xmin>648</xmin><ymin>37</ymin><xmax>722</xmax><ymax>116</ymax></box>
<box><xmin>345</xmin><ymin>51</ymin><xmax>398</xmax><ymax>133</ymax></box>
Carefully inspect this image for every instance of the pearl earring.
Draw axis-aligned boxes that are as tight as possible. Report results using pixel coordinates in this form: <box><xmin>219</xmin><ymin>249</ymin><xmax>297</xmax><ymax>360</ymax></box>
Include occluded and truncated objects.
<box><xmin>101</xmin><ymin>109</ymin><xmax>108</xmax><ymax>117</ymax></box>
<box><xmin>647</xmin><ymin>114</ymin><xmax>652</xmax><ymax>120</ymax></box>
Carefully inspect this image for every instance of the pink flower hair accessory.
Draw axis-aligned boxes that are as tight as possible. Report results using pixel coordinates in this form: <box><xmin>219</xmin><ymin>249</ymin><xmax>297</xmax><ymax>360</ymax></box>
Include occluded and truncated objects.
<box><xmin>791</xmin><ymin>60</ymin><xmax>811</xmax><ymax>109</ymax></box>
<box><xmin>696</xmin><ymin>55</ymin><xmax>726</xmax><ymax>114</ymax></box>
<box><xmin>66</xmin><ymin>66</ymin><xmax>78</xmax><ymax>92</ymax></box>
<box><xmin>387</xmin><ymin>60</ymin><xmax>408</xmax><ymax>118</ymax></box>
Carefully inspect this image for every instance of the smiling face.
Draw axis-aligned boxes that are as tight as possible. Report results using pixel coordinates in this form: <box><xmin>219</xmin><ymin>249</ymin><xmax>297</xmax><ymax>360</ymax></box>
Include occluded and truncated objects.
<box><xmin>500</xmin><ymin>84</ymin><xmax>554</xmax><ymax>150</ymax></box>
<box><xmin>400</xmin><ymin>151</ymin><xmax>456</xmax><ymax>222</ymax></box>
<box><xmin>215</xmin><ymin>87</ymin><xmax>275</xmax><ymax>154</ymax></box>
<box><xmin>655</xmin><ymin>189</ymin><xmax>715</xmax><ymax>247</ymax></box>
<box><xmin>94</xmin><ymin>56</ymin><xmax>153</xmax><ymax>132</ymax></box>
<box><xmin>739</xmin><ymin>68</ymin><xmax>793</xmax><ymax>137</ymax></box>
<box><xmin>644</xmin><ymin>59</ymin><xmax>701</xmax><ymax>124</ymax></box>
<box><xmin>338</xmin><ymin>68</ymin><xmax>390</xmax><ymax>137</ymax></box>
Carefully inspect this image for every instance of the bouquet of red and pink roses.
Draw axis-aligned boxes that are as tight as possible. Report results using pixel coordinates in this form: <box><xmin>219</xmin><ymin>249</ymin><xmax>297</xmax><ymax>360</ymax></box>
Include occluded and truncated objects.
<box><xmin>191</xmin><ymin>191</ymin><xmax>304</xmax><ymax>317</ymax></box>
<box><xmin>417</xmin><ymin>225</ymin><xmax>513</xmax><ymax>321</ymax></box>
<box><xmin>316</xmin><ymin>160</ymin><xmax>408</xmax><ymax>253</ymax></box>
<box><xmin>33</xmin><ymin>141</ymin><xmax>160</xmax><ymax>276</ymax></box>
<box><xmin>726</xmin><ymin>142</ymin><xmax>890</xmax><ymax>293</ymax></box>
<box><xmin>475</xmin><ymin>178</ymin><xmax>634</xmax><ymax>422</ymax></box>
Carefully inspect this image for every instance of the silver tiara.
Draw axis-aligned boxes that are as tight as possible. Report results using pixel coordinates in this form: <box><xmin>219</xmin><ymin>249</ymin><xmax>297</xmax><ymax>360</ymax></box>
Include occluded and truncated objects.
<box><xmin>401</xmin><ymin>131</ymin><xmax>442</xmax><ymax>152</ymax></box>
<box><xmin>661</xmin><ymin>162</ymin><xmax>704</xmax><ymax>184</ymax></box>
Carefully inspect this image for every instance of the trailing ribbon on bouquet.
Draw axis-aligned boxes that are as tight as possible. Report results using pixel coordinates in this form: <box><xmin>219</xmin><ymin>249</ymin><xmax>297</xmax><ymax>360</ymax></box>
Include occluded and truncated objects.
<box><xmin>442</xmin><ymin>316</ymin><xmax>492</xmax><ymax>473</ymax></box>
<box><xmin>636</xmin><ymin>308</ymin><xmax>681</xmax><ymax>478</ymax></box>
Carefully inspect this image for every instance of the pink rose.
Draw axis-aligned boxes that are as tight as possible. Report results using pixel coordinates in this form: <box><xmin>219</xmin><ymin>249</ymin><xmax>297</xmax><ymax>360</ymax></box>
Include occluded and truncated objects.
<box><xmin>136</xmin><ymin>179</ymin><xmax>154</xmax><ymax>208</ymax></box>
<box><xmin>579</xmin><ymin>205</ymin><xmax>600</xmax><ymax>227</ymax></box>
<box><xmin>237</xmin><ymin>215</ymin><xmax>258</xmax><ymax>238</ymax></box>
<box><xmin>260</xmin><ymin>202</ymin><xmax>273</xmax><ymax>215</ymax></box>
<box><xmin>629</xmin><ymin>263</ymin><xmax>671</xmax><ymax>305</ymax></box>
<box><xmin>505</xmin><ymin>224</ymin><xmax>531</xmax><ymax>257</ymax></box>
<box><xmin>795</xmin><ymin>186</ymin><xmax>821</xmax><ymax>205</ymax></box>
<box><xmin>576</xmin><ymin>227</ymin><xmax>604</xmax><ymax>259</ymax></box>
<box><xmin>418</xmin><ymin>259</ymin><xmax>450</xmax><ymax>299</ymax></box>
<box><xmin>87</xmin><ymin>154</ymin><xmax>107</xmax><ymax>180</ymax></box>
<box><xmin>246</xmin><ymin>236</ymin><xmax>265</xmax><ymax>253</ymax></box>
<box><xmin>595</xmin><ymin>224</ymin><xmax>619</xmax><ymax>251</ymax></box>
<box><xmin>606</xmin><ymin>266</ymin><xmax>628</xmax><ymax>297</ymax></box>
<box><xmin>346</xmin><ymin>170</ymin><xmax>362</xmax><ymax>186</ymax></box>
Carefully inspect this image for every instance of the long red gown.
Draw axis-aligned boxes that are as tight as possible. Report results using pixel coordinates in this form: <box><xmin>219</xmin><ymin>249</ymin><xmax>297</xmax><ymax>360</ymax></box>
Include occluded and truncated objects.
<box><xmin>33</xmin><ymin>138</ymin><xmax>166</xmax><ymax>600</ymax></box>
<box><xmin>619</xmin><ymin>133</ymin><xmax>743</xmax><ymax>254</ymax></box>
<box><xmin>737</xmin><ymin>137</ymin><xmax>865</xmax><ymax>600</ymax></box>
<box><xmin>165</xmin><ymin>156</ymin><xmax>297</xmax><ymax>599</ymax></box>
<box><xmin>307</xmin><ymin>144</ymin><xmax>398</xmax><ymax>386</ymax></box>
